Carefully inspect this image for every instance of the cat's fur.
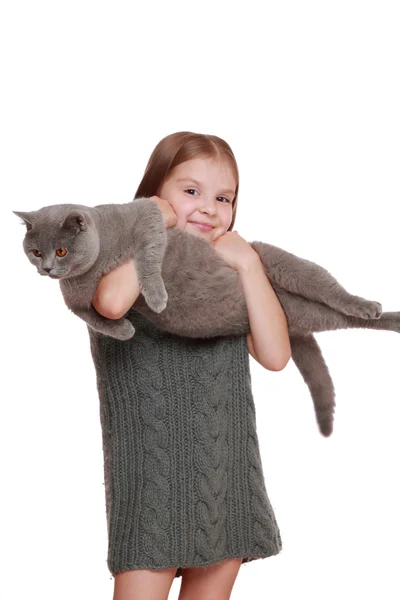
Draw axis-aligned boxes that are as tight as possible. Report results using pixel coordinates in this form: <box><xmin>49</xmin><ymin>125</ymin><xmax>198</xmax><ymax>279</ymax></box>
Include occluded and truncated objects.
<box><xmin>14</xmin><ymin>198</ymin><xmax>399</xmax><ymax>437</ymax></box>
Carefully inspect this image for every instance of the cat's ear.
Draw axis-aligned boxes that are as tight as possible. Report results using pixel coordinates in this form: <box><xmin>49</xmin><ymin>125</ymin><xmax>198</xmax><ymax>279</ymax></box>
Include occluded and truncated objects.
<box><xmin>61</xmin><ymin>212</ymin><xmax>88</xmax><ymax>234</ymax></box>
<box><xmin>13</xmin><ymin>211</ymin><xmax>34</xmax><ymax>231</ymax></box>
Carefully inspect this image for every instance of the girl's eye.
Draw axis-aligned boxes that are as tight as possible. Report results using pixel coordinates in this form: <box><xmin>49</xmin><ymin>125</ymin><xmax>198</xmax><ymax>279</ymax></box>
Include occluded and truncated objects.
<box><xmin>32</xmin><ymin>249</ymin><xmax>42</xmax><ymax>257</ymax></box>
<box><xmin>56</xmin><ymin>248</ymin><xmax>67</xmax><ymax>257</ymax></box>
<box><xmin>185</xmin><ymin>189</ymin><xmax>230</xmax><ymax>203</ymax></box>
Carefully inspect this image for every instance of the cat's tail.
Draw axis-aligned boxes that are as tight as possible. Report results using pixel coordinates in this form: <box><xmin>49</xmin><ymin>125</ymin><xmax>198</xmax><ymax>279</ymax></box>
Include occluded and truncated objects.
<box><xmin>290</xmin><ymin>333</ymin><xmax>336</xmax><ymax>437</ymax></box>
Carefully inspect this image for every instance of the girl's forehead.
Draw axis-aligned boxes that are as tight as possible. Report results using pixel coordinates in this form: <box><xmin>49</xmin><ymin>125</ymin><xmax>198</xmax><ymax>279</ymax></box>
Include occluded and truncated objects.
<box><xmin>172</xmin><ymin>157</ymin><xmax>236</xmax><ymax>184</ymax></box>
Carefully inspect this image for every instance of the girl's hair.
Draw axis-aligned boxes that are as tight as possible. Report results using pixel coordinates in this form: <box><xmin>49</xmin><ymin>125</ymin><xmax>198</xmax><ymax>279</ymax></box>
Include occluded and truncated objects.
<box><xmin>133</xmin><ymin>131</ymin><xmax>240</xmax><ymax>231</ymax></box>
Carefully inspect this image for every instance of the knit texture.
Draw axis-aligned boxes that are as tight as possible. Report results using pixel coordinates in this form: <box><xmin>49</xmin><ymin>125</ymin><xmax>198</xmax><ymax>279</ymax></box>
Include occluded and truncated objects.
<box><xmin>88</xmin><ymin>309</ymin><xmax>282</xmax><ymax>578</ymax></box>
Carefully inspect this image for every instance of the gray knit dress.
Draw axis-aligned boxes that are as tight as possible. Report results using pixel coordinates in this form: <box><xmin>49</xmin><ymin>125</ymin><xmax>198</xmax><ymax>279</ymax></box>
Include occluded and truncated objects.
<box><xmin>88</xmin><ymin>309</ymin><xmax>282</xmax><ymax>578</ymax></box>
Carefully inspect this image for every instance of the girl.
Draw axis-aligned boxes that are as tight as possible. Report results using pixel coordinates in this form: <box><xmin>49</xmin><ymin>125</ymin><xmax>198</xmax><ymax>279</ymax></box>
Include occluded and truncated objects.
<box><xmin>90</xmin><ymin>131</ymin><xmax>291</xmax><ymax>600</ymax></box>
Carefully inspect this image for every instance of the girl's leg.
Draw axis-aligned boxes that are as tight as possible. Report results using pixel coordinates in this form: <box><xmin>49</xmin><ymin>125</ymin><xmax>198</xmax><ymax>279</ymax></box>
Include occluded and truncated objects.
<box><xmin>177</xmin><ymin>557</ymin><xmax>242</xmax><ymax>600</ymax></box>
<box><xmin>113</xmin><ymin>567</ymin><xmax>177</xmax><ymax>600</ymax></box>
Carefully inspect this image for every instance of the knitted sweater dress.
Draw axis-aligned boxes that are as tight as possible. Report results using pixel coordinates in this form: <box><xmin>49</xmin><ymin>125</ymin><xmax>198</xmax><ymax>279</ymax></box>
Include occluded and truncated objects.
<box><xmin>88</xmin><ymin>309</ymin><xmax>282</xmax><ymax>578</ymax></box>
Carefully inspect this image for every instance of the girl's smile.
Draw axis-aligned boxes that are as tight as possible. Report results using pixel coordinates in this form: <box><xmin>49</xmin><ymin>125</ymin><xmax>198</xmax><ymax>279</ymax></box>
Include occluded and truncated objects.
<box><xmin>188</xmin><ymin>221</ymin><xmax>215</xmax><ymax>232</ymax></box>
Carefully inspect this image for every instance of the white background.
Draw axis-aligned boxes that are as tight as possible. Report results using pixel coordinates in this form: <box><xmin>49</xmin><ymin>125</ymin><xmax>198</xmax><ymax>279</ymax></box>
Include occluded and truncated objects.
<box><xmin>1</xmin><ymin>1</ymin><xmax>399</xmax><ymax>598</ymax></box>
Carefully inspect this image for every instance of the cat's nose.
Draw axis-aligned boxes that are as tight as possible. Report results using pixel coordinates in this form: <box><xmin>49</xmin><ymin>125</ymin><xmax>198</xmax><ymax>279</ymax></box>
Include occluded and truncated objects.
<box><xmin>43</xmin><ymin>268</ymin><xmax>52</xmax><ymax>273</ymax></box>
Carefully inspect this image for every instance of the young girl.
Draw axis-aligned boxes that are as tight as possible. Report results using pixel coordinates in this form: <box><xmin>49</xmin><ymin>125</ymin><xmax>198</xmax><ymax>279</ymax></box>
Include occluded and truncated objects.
<box><xmin>90</xmin><ymin>131</ymin><xmax>291</xmax><ymax>600</ymax></box>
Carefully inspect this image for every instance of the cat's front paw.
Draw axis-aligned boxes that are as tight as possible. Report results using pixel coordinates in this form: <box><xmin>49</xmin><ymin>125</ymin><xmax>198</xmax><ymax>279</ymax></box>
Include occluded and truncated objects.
<box><xmin>142</xmin><ymin>281</ymin><xmax>168</xmax><ymax>313</ymax></box>
<box><xmin>344</xmin><ymin>298</ymin><xmax>382</xmax><ymax>319</ymax></box>
<box><xmin>106</xmin><ymin>319</ymin><xmax>136</xmax><ymax>340</ymax></box>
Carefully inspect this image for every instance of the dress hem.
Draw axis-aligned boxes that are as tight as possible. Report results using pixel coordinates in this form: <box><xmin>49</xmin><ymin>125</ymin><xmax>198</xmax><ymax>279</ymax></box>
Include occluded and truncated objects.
<box><xmin>109</xmin><ymin>548</ymin><xmax>282</xmax><ymax>579</ymax></box>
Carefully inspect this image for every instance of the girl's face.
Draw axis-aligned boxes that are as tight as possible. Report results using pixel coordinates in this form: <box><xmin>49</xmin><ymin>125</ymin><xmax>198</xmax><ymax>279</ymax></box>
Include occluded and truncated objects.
<box><xmin>157</xmin><ymin>156</ymin><xmax>236</xmax><ymax>243</ymax></box>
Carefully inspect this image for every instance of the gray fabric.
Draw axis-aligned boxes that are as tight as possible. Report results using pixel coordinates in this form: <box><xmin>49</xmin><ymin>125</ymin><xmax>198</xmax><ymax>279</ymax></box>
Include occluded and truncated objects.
<box><xmin>88</xmin><ymin>309</ymin><xmax>282</xmax><ymax>578</ymax></box>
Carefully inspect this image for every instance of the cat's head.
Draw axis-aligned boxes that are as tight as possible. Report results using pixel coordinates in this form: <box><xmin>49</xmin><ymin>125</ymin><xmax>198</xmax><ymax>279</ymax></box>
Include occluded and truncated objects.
<box><xmin>13</xmin><ymin>203</ymin><xmax>100</xmax><ymax>279</ymax></box>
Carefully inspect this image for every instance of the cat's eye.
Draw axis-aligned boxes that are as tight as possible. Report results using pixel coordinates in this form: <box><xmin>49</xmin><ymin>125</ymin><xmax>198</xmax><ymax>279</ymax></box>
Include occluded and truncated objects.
<box><xmin>56</xmin><ymin>248</ymin><xmax>67</xmax><ymax>257</ymax></box>
<box><xmin>32</xmin><ymin>249</ymin><xmax>42</xmax><ymax>257</ymax></box>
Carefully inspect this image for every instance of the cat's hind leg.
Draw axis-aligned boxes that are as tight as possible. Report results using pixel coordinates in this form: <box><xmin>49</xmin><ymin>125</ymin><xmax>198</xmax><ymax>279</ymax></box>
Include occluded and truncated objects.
<box><xmin>251</xmin><ymin>242</ymin><xmax>382</xmax><ymax>320</ymax></box>
<box><xmin>276</xmin><ymin>289</ymin><xmax>400</xmax><ymax>336</ymax></box>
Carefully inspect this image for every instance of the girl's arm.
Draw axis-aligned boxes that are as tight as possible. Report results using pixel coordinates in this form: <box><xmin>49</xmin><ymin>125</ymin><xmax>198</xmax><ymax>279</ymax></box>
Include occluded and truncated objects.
<box><xmin>92</xmin><ymin>257</ymin><xmax>140</xmax><ymax>319</ymax></box>
<box><xmin>239</xmin><ymin>256</ymin><xmax>292</xmax><ymax>371</ymax></box>
<box><xmin>92</xmin><ymin>196</ymin><xmax>177</xmax><ymax>320</ymax></box>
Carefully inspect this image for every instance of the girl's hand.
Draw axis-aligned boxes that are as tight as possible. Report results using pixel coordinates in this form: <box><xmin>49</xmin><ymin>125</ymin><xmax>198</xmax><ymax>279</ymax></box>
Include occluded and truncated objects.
<box><xmin>150</xmin><ymin>195</ymin><xmax>178</xmax><ymax>229</ymax></box>
<box><xmin>211</xmin><ymin>230</ymin><xmax>259</xmax><ymax>272</ymax></box>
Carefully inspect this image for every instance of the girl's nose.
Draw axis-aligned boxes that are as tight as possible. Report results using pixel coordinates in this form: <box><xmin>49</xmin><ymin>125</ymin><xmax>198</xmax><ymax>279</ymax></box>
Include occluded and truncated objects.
<box><xmin>200</xmin><ymin>197</ymin><xmax>217</xmax><ymax>214</ymax></box>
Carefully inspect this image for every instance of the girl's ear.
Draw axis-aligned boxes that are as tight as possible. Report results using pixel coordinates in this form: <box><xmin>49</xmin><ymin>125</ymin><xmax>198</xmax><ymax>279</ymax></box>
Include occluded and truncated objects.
<box><xmin>13</xmin><ymin>211</ymin><xmax>34</xmax><ymax>230</ymax></box>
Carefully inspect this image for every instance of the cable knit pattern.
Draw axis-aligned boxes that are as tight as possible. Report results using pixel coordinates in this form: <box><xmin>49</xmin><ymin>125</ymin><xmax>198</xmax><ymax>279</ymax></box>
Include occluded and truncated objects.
<box><xmin>186</xmin><ymin>337</ymin><xmax>231</xmax><ymax>564</ymax></box>
<box><xmin>88</xmin><ymin>310</ymin><xmax>282</xmax><ymax>579</ymax></box>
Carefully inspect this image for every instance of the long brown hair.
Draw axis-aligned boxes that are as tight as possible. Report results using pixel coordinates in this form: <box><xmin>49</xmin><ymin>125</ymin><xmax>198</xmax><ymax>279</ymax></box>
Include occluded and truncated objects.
<box><xmin>134</xmin><ymin>131</ymin><xmax>240</xmax><ymax>231</ymax></box>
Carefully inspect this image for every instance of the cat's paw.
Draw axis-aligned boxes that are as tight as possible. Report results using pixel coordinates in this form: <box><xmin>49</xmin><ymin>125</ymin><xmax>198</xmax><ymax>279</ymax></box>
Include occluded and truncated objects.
<box><xmin>344</xmin><ymin>298</ymin><xmax>382</xmax><ymax>319</ymax></box>
<box><xmin>142</xmin><ymin>284</ymin><xmax>168</xmax><ymax>313</ymax></box>
<box><xmin>108</xmin><ymin>319</ymin><xmax>136</xmax><ymax>340</ymax></box>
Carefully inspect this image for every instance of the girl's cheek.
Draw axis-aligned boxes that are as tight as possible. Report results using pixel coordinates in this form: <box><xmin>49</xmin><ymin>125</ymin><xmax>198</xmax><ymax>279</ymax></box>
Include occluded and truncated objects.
<box><xmin>173</xmin><ymin>201</ymin><xmax>191</xmax><ymax>229</ymax></box>
<box><xmin>178</xmin><ymin>216</ymin><xmax>187</xmax><ymax>230</ymax></box>
<box><xmin>174</xmin><ymin>210</ymin><xmax>189</xmax><ymax>231</ymax></box>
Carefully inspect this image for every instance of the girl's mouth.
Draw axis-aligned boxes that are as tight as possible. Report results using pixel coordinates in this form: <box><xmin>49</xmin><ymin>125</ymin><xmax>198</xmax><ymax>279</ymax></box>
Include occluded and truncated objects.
<box><xmin>190</xmin><ymin>222</ymin><xmax>214</xmax><ymax>232</ymax></box>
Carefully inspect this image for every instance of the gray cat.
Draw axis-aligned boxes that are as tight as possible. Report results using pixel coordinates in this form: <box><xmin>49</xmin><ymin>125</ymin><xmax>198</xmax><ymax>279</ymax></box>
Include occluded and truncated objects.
<box><xmin>14</xmin><ymin>198</ymin><xmax>169</xmax><ymax>340</ymax></box>
<box><xmin>13</xmin><ymin>198</ymin><xmax>400</xmax><ymax>437</ymax></box>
